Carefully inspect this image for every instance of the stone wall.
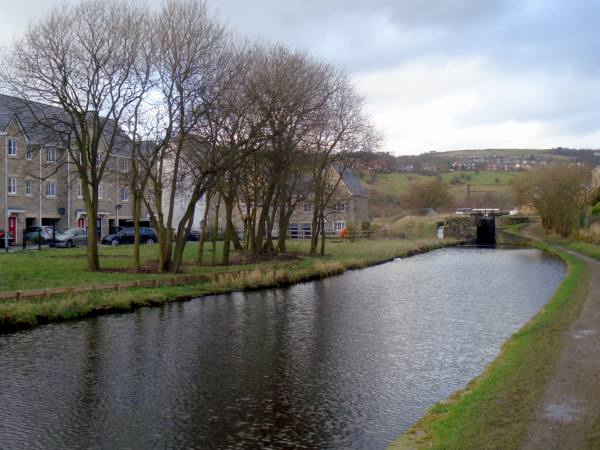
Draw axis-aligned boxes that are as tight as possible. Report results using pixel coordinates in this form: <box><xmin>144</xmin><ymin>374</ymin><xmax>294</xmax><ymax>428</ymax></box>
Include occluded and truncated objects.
<box><xmin>444</xmin><ymin>216</ymin><xmax>477</xmax><ymax>240</ymax></box>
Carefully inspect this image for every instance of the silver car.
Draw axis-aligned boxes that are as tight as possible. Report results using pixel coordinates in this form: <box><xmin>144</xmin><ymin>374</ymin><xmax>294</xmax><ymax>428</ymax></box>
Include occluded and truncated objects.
<box><xmin>53</xmin><ymin>228</ymin><xmax>87</xmax><ymax>248</ymax></box>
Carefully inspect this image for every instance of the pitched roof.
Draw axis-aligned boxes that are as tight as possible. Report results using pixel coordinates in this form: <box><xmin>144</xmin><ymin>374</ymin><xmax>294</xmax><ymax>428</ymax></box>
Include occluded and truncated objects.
<box><xmin>332</xmin><ymin>163</ymin><xmax>368</xmax><ymax>197</ymax></box>
<box><xmin>0</xmin><ymin>93</ymin><xmax>130</xmax><ymax>155</ymax></box>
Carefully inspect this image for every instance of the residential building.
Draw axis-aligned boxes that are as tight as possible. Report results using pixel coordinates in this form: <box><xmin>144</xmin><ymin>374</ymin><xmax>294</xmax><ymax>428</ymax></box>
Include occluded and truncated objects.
<box><xmin>0</xmin><ymin>94</ymin><xmax>145</xmax><ymax>244</ymax></box>
<box><xmin>205</xmin><ymin>165</ymin><xmax>369</xmax><ymax>240</ymax></box>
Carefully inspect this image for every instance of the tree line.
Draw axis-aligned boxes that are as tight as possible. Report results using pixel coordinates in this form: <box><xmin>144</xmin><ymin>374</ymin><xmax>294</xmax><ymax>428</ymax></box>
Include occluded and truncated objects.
<box><xmin>1</xmin><ymin>0</ymin><xmax>378</xmax><ymax>272</ymax></box>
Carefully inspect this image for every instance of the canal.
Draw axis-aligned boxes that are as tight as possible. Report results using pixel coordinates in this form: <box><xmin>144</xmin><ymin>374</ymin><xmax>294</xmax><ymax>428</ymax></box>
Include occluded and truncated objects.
<box><xmin>0</xmin><ymin>247</ymin><xmax>565</xmax><ymax>449</ymax></box>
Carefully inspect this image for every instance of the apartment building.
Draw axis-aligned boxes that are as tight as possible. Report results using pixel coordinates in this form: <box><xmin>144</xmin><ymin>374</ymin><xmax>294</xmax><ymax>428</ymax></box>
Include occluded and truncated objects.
<box><xmin>0</xmin><ymin>94</ymin><xmax>144</xmax><ymax>244</ymax></box>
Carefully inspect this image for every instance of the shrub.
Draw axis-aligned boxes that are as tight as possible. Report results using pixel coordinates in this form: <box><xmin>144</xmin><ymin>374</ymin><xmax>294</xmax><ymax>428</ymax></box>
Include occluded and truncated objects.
<box><xmin>388</xmin><ymin>216</ymin><xmax>438</xmax><ymax>239</ymax></box>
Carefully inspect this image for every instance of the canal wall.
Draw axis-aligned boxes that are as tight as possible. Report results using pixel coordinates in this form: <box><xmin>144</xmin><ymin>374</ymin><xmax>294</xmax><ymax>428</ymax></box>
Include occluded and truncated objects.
<box><xmin>444</xmin><ymin>216</ymin><xmax>477</xmax><ymax>240</ymax></box>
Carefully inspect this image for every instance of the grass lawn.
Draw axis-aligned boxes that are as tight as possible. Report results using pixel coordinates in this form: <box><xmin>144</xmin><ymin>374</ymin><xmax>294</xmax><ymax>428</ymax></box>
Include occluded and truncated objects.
<box><xmin>389</xmin><ymin>229</ymin><xmax>590</xmax><ymax>449</ymax></box>
<box><xmin>0</xmin><ymin>239</ymin><xmax>449</xmax><ymax>292</ymax></box>
<box><xmin>0</xmin><ymin>237</ymin><xmax>456</xmax><ymax>330</ymax></box>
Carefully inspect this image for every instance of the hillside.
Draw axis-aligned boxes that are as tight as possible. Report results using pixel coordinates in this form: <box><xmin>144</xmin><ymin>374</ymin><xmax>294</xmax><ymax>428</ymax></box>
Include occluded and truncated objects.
<box><xmin>360</xmin><ymin>170</ymin><xmax>519</xmax><ymax>218</ymax></box>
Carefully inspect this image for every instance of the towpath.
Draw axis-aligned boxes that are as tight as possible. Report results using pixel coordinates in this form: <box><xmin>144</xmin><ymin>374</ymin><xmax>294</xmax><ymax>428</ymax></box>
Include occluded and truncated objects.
<box><xmin>521</xmin><ymin>227</ymin><xmax>600</xmax><ymax>449</ymax></box>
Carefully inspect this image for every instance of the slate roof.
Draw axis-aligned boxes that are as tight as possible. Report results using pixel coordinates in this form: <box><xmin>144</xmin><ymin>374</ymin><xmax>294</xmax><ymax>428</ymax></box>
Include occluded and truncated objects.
<box><xmin>0</xmin><ymin>93</ymin><xmax>131</xmax><ymax>155</ymax></box>
<box><xmin>332</xmin><ymin>163</ymin><xmax>368</xmax><ymax>197</ymax></box>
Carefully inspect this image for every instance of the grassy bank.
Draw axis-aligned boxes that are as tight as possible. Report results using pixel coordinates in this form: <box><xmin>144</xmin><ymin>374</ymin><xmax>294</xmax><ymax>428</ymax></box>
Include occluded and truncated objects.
<box><xmin>0</xmin><ymin>238</ymin><xmax>456</xmax><ymax>332</ymax></box>
<box><xmin>389</xmin><ymin>237</ymin><xmax>591</xmax><ymax>449</ymax></box>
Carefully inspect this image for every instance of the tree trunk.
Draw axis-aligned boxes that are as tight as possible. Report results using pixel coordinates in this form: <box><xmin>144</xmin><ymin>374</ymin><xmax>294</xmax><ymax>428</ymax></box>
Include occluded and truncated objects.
<box><xmin>171</xmin><ymin>187</ymin><xmax>203</xmax><ymax>273</ymax></box>
<box><xmin>132</xmin><ymin>194</ymin><xmax>142</xmax><ymax>273</ymax></box>
<box><xmin>309</xmin><ymin>191</ymin><xmax>323</xmax><ymax>256</ymax></box>
<box><xmin>197</xmin><ymin>192</ymin><xmax>212</xmax><ymax>264</ymax></box>
<box><xmin>222</xmin><ymin>197</ymin><xmax>234</xmax><ymax>265</ymax></box>
<box><xmin>211</xmin><ymin>195</ymin><xmax>221</xmax><ymax>265</ymax></box>
<box><xmin>84</xmin><ymin>203</ymin><xmax>100</xmax><ymax>271</ymax></box>
<box><xmin>320</xmin><ymin>214</ymin><xmax>326</xmax><ymax>256</ymax></box>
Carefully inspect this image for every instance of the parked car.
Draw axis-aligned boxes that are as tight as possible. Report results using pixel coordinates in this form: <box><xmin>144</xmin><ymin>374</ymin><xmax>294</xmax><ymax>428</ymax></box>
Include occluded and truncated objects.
<box><xmin>186</xmin><ymin>230</ymin><xmax>200</xmax><ymax>241</ymax></box>
<box><xmin>52</xmin><ymin>228</ymin><xmax>88</xmax><ymax>248</ymax></box>
<box><xmin>0</xmin><ymin>230</ymin><xmax>14</xmax><ymax>248</ymax></box>
<box><xmin>101</xmin><ymin>227</ymin><xmax>157</xmax><ymax>246</ymax></box>
<box><xmin>25</xmin><ymin>226</ymin><xmax>55</xmax><ymax>243</ymax></box>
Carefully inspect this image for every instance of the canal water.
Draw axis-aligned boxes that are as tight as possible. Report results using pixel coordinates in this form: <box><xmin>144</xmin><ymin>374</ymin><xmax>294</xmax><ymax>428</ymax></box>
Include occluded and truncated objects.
<box><xmin>0</xmin><ymin>247</ymin><xmax>565</xmax><ymax>449</ymax></box>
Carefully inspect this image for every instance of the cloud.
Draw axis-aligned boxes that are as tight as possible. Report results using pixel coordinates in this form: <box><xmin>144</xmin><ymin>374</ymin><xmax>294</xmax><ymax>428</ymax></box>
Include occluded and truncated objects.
<box><xmin>1</xmin><ymin>0</ymin><xmax>599</xmax><ymax>154</ymax></box>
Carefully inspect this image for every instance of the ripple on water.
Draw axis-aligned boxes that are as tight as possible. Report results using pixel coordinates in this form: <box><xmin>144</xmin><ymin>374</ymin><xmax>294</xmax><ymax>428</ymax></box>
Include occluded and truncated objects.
<box><xmin>0</xmin><ymin>247</ymin><xmax>565</xmax><ymax>449</ymax></box>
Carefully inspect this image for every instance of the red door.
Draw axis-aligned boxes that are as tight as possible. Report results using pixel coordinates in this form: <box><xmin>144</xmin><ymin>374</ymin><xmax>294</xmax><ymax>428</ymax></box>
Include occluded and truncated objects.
<box><xmin>78</xmin><ymin>218</ymin><xmax>86</xmax><ymax>229</ymax></box>
<box><xmin>8</xmin><ymin>217</ymin><xmax>16</xmax><ymax>241</ymax></box>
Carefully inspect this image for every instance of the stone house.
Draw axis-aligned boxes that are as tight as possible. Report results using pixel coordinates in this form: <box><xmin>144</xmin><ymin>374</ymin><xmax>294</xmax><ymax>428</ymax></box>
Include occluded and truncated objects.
<box><xmin>205</xmin><ymin>165</ymin><xmax>369</xmax><ymax>239</ymax></box>
<box><xmin>0</xmin><ymin>94</ymin><xmax>144</xmax><ymax>244</ymax></box>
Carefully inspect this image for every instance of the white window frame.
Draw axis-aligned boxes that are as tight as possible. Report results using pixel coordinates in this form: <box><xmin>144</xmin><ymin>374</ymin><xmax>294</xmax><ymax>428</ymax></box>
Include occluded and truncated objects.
<box><xmin>26</xmin><ymin>144</ymin><xmax>33</xmax><ymax>161</ymax></box>
<box><xmin>334</xmin><ymin>221</ymin><xmax>345</xmax><ymax>232</ymax></box>
<box><xmin>8</xmin><ymin>177</ymin><xmax>17</xmax><ymax>195</ymax></box>
<box><xmin>47</xmin><ymin>180</ymin><xmax>57</xmax><ymax>198</ymax></box>
<box><xmin>77</xmin><ymin>181</ymin><xmax>83</xmax><ymax>199</ymax></box>
<box><xmin>108</xmin><ymin>185</ymin><xmax>112</xmax><ymax>200</ymax></box>
<box><xmin>121</xmin><ymin>159</ymin><xmax>129</xmax><ymax>173</ymax></box>
<box><xmin>303</xmin><ymin>203</ymin><xmax>311</xmax><ymax>212</ymax></box>
<box><xmin>121</xmin><ymin>186</ymin><xmax>129</xmax><ymax>202</ymax></box>
<box><xmin>7</xmin><ymin>139</ymin><xmax>17</xmax><ymax>157</ymax></box>
<box><xmin>336</xmin><ymin>201</ymin><xmax>345</xmax><ymax>211</ymax></box>
<box><xmin>46</xmin><ymin>147</ymin><xmax>56</xmax><ymax>163</ymax></box>
<box><xmin>98</xmin><ymin>184</ymin><xmax>104</xmax><ymax>199</ymax></box>
<box><xmin>25</xmin><ymin>179</ymin><xmax>33</xmax><ymax>197</ymax></box>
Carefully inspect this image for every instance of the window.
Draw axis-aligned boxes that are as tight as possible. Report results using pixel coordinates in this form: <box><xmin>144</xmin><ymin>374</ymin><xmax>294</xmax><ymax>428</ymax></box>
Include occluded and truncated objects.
<box><xmin>47</xmin><ymin>181</ymin><xmax>56</xmax><ymax>198</ymax></box>
<box><xmin>335</xmin><ymin>202</ymin><xmax>345</xmax><ymax>211</ymax></box>
<box><xmin>98</xmin><ymin>184</ymin><xmax>104</xmax><ymax>199</ymax></box>
<box><xmin>303</xmin><ymin>203</ymin><xmax>311</xmax><ymax>212</ymax></box>
<box><xmin>77</xmin><ymin>181</ymin><xmax>82</xmax><ymax>198</ymax></box>
<box><xmin>8</xmin><ymin>177</ymin><xmax>17</xmax><ymax>195</ymax></box>
<box><xmin>7</xmin><ymin>139</ymin><xmax>16</xmax><ymax>156</ymax></box>
<box><xmin>25</xmin><ymin>179</ymin><xmax>32</xmax><ymax>197</ymax></box>
<box><xmin>335</xmin><ymin>221</ymin><xmax>345</xmax><ymax>232</ymax></box>
<box><xmin>121</xmin><ymin>159</ymin><xmax>129</xmax><ymax>173</ymax></box>
<box><xmin>108</xmin><ymin>185</ymin><xmax>112</xmax><ymax>200</ymax></box>
<box><xmin>121</xmin><ymin>186</ymin><xmax>129</xmax><ymax>201</ymax></box>
<box><xmin>46</xmin><ymin>147</ymin><xmax>56</xmax><ymax>163</ymax></box>
<box><xmin>26</xmin><ymin>144</ymin><xmax>33</xmax><ymax>161</ymax></box>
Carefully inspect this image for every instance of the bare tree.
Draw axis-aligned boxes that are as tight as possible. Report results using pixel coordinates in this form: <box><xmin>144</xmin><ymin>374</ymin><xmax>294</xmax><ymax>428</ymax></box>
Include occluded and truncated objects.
<box><xmin>306</xmin><ymin>72</ymin><xmax>379</xmax><ymax>256</ymax></box>
<box><xmin>513</xmin><ymin>165</ymin><xmax>589</xmax><ymax>237</ymax></box>
<box><xmin>145</xmin><ymin>0</ymin><xmax>226</xmax><ymax>273</ymax></box>
<box><xmin>1</xmin><ymin>0</ymin><xmax>150</xmax><ymax>271</ymax></box>
<box><xmin>400</xmin><ymin>178</ymin><xmax>453</xmax><ymax>210</ymax></box>
<box><xmin>242</xmin><ymin>45</ymin><xmax>334</xmax><ymax>254</ymax></box>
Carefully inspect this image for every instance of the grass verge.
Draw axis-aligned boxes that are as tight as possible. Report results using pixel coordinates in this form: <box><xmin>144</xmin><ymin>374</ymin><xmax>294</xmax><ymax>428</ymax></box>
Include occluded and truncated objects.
<box><xmin>389</xmin><ymin>236</ymin><xmax>591</xmax><ymax>449</ymax></box>
<box><xmin>0</xmin><ymin>238</ymin><xmax>457</xmax><ymax>333</ymax></box>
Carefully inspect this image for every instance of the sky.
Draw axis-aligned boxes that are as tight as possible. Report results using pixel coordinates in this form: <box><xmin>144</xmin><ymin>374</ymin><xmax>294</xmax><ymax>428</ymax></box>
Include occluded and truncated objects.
<box><xmin>1</xmin><ymin>0</ymin><xmax>599</xmax><ymax>155</ymax></box>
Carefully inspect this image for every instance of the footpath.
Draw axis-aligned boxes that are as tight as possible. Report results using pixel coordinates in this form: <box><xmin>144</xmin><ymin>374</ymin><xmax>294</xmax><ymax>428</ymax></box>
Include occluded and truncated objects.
<box><xmin>521</xmin><ymin>227</ymin><xmax>600</xmax><ymax>449</ymax></box>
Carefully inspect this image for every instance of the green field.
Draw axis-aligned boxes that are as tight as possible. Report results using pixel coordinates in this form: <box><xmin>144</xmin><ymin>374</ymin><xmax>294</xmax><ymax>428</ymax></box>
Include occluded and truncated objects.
<box><xmin>361</xmin><ymin>170</ymin><xmax>519</xmax><ymax>217</ymax></box>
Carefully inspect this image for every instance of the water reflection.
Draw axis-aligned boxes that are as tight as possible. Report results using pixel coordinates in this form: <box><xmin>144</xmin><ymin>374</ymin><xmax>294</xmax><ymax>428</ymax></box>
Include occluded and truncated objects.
<box><xmin>0</xmin><ymin>247</ymin><xmax>564</xmax><ymax>449</ymax></box>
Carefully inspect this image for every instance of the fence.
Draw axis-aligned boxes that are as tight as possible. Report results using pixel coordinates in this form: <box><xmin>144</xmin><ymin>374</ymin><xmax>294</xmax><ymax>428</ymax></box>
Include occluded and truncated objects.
<box><xmin>0</xmin><ymin>270</ymin><xmax>250</xmax><ymax>302</ymax></box>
